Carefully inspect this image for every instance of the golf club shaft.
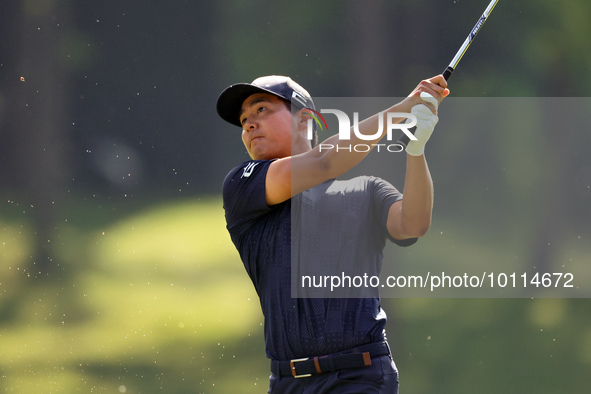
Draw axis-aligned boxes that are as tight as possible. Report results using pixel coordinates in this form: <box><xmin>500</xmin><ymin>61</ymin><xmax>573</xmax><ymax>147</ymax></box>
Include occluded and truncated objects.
<box><xmin>396</xmin><ymin>0</ymin><xmax>500</xmax><ymax>149</ymax></box>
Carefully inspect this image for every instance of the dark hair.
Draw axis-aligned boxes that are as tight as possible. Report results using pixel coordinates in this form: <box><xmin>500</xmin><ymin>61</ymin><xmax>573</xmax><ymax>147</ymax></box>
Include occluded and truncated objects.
<box><xmin>282</xmin><ymin>99</ymin><xmax>318</xmax><ymax>148</ymax></box>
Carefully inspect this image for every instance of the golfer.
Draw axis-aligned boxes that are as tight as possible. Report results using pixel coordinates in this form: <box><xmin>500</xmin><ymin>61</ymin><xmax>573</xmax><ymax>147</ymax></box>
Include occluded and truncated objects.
<box><xmin>217</xmin><ymin>75</ymin><xmax>448</xmax><ymax>393</ymax></box>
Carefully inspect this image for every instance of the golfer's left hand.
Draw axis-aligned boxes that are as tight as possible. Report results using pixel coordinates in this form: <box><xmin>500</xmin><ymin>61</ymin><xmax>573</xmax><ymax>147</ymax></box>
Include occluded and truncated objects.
<box><xmin>406</xmin><ymin>92</ymin><xmax>440</xmax><ymax>156</ymax></box>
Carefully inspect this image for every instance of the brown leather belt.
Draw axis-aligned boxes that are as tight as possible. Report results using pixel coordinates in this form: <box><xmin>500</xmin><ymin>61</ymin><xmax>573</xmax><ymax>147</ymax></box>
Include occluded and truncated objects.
<box><xmin>271</xmin><ymin>341</ymin><xmax>390</xmax><ymax>378</ymax></box>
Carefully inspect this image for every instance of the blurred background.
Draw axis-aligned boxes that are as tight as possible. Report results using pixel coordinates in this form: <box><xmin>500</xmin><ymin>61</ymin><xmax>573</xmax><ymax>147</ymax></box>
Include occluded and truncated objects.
<box><xmin>1</xmin><ymin>0</ymin><xmax>590</xmax><ymax>392</ymax></box>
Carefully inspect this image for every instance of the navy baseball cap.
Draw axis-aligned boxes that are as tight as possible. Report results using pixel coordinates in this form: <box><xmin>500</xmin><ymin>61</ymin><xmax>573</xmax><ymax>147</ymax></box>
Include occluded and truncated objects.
<box><xmin>216</xmin><ymin>75</ymin><xmax>315</xmax><ymax>127</ymax></box>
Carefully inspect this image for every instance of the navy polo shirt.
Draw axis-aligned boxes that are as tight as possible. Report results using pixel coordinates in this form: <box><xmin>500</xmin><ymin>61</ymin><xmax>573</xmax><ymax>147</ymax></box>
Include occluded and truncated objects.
<box><xmin>222</xmin><ymin>160</ymin><xmax>416</xmax><ymax>361</ymax></box>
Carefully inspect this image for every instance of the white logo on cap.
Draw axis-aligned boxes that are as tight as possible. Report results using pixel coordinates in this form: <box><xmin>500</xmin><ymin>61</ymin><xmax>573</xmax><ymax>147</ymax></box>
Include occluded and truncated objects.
<box><xmin>291</xmin><ymin>91</ymin><xmax>308</xmax><ymax>107</ymax></box>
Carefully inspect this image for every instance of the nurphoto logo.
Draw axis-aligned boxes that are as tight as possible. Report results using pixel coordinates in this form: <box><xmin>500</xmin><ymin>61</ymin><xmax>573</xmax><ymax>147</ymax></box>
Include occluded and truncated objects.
<box><xmin>306</xmin><ymin>108</ymin><xmax>418</xmax><ymax>153</ymax></box>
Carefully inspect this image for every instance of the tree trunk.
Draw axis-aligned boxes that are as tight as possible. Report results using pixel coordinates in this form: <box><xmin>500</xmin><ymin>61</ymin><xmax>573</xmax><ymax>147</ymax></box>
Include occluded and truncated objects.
<box><xmin>0</xmin><ymin>1</ymin><xmax>72</xmax><ymax>277</ymax></box>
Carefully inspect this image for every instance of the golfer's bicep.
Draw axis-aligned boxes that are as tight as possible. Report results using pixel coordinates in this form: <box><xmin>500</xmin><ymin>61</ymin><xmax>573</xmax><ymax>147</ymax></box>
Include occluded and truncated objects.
<box><xmin>386</xmin><ymin>200</ymin><xmax>407</xmax><ymax>240</ymax></box>
<box><xmin>265</xmin><ymin>158</ymin><xmax>291</xmax><ymax>206</ymax></box>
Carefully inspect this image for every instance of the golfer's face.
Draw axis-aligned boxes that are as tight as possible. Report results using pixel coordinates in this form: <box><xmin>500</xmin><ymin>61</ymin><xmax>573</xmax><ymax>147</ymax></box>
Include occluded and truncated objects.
<box><xmin>239</xmin><ymin>93</ymin><xmax>293</xmax><ymax>160</ymax></box>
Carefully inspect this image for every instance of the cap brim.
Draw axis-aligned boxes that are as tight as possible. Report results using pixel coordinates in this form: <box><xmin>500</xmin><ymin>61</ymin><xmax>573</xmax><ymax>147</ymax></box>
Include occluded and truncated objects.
<box><xmin>216</xmin><ymin>83</ymin><xmax>274</xmax><ymax>128</ymax></box>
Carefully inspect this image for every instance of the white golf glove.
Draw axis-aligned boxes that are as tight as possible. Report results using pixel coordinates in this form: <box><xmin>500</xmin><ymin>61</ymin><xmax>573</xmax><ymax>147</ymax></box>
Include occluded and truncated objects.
<box><xmin>406</xmin><ymin>92</ymin><xmax>440</xmax><ymax>156</ymax></box>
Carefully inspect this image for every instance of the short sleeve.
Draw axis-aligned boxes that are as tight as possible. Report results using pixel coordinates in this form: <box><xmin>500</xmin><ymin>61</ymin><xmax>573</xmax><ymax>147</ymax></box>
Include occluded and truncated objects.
<box><xmin>222</xmin><ymin>160</ymin><xmax>275</xmax><ymax>236</ymax></box>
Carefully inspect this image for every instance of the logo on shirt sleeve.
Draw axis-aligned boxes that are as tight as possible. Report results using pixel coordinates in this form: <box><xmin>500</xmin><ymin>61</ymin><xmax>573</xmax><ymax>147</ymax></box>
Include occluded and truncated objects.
<box><xmin>241</xmin><ymin>162</ymin><xmax>260</xmax><ymax>178</ymax></box>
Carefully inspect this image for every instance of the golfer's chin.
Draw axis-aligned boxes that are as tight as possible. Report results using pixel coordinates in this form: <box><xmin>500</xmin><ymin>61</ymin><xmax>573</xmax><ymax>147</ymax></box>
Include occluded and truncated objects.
<box><xmin>247</xmin><ymin>144</ymin><xmax>287</xmax><ymax>161</ymax></box>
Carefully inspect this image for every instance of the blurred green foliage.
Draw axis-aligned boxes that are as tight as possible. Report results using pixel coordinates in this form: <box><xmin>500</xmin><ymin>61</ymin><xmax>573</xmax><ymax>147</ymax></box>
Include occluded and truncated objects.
<box><xmin>1</xmin><ymin>199</ymin><xmax>269</xmax><ymax>392</ymax></box>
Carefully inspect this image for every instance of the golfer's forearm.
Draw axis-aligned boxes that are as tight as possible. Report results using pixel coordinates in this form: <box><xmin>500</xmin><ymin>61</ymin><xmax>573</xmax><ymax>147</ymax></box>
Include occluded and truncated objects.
<box><xmin>400</xmin><ymin>154</ymin><xmax>434</xmax><ymax>237</ymax></box>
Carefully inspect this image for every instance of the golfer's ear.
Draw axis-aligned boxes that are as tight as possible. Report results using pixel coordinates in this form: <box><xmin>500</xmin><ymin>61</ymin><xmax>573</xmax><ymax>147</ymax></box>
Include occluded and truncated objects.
<box><xmin>296</xmin><ymin>109</ymin><xmax>312</xmax><ymax>131</ymax></box>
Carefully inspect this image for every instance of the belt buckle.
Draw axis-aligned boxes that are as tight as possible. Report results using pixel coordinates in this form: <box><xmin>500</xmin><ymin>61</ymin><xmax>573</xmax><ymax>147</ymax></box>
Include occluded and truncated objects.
<box><xmin>290</xmin><ymin>358</ymin><xmax>311</xmax><ymax>378</ymax></box>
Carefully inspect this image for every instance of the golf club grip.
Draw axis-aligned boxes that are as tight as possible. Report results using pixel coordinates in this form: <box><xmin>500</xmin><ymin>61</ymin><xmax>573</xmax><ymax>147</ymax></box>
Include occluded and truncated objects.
<box><xmin>395</xmin><ymin>67</ymin><xmax>453</xmax><ymax>149</ymax></box>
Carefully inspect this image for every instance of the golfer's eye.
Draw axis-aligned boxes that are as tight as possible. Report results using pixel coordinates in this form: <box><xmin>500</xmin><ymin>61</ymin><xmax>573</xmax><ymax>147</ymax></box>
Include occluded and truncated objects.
<box><xmin>257</xmin><ymin>106</ymin><xmax>266</xmax><ymax>113</ymax></box>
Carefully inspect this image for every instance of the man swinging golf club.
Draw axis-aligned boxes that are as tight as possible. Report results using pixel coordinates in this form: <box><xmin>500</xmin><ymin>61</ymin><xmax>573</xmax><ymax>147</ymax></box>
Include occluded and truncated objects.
<box><xmin>217</xmin><ymin>74</ymin><xmax>448</xmax><ymax>393</ymax></box>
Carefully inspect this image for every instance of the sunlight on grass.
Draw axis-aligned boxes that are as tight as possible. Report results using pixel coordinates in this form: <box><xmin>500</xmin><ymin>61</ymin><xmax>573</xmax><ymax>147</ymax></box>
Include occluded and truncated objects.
<box><xmin>0</xmin><ymin>222</ymin><xmax>31</xmax><ymax>266</ymax></box>
<box><xmin>1</xmin><ymin>197</ymin><xmax>266</xmax><ymax>393</ymax></box>
<box><xmin>2</xmin><ymin>369</ymin><xmax>83</xmax><ymax>394</ymax></box>
<box><xmin>92</xmin><ymin>199</ymin><xmax>235</xmax><ymax>271</ymax></box>
<box><xmin>0</xmin><ymin>221</ymin><xmax>33</xmax><ymax>294</ymax></box>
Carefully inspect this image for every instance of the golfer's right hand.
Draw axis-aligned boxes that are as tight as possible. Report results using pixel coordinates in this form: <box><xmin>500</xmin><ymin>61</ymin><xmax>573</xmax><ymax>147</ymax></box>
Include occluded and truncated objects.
<box><xmin>407</xmin><ymin>75</ymin><xmax>450</xmax><ymax>112</ymax></box>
